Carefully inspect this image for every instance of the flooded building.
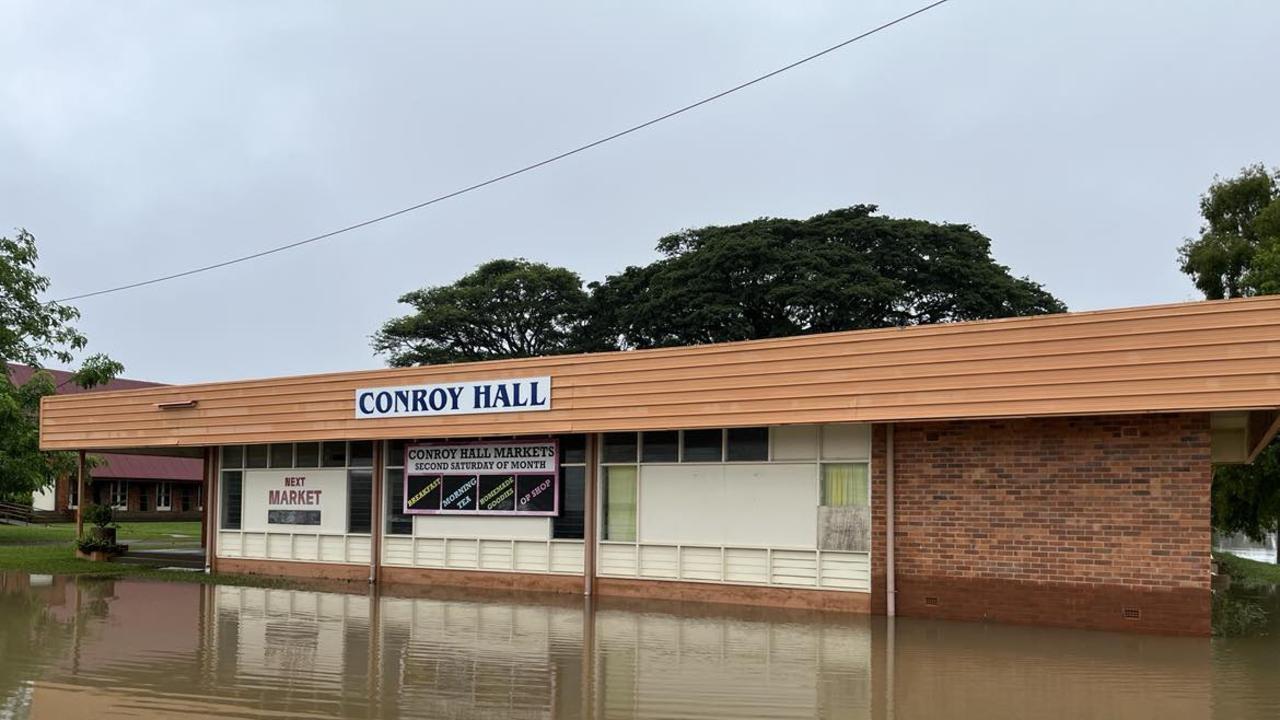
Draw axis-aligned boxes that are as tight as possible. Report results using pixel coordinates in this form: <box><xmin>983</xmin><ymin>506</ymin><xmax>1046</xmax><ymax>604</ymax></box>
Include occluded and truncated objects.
<box><xmin>38</xmin><ymin>297</ymin><xmax>1280</xmax><ymax>635</ymax></box>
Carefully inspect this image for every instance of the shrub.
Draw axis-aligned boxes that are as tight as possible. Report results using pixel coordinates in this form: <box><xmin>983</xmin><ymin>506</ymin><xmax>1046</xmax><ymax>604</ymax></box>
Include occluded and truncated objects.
<box><xmin>74</xmin><ymin>535</ymin><xmax>125</xmax><ymax>555</ymax></box>
<box><xmin>81</xmin><ymin>503</ymin><xmax>116</xmax><ymax>529</ymax></box>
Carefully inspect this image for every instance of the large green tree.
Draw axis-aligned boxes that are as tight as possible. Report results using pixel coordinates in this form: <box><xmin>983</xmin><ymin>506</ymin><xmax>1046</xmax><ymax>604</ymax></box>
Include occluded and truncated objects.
<box><xmin>1178</xmin><ymin>164</ymin><xmax>1280</xmax><ymax>299</ymax></box>
<box><xmin>1177</xmin><ymin>165</ymin><xmax>1280</xmax><ymax>557</ymax></box>
<box><xmin>590</xmin><ymin>205</ymin><xmax>1065</xmax><ymax>349</ymax></box>
<box><xmin>373</xmin><ymin>259</ymin><xmax>602</xmax><ymax>367</ymax></box>
<box><xmin>0</xmin><ymin>229</ymin><xmax>121</xmax><ymax>500</ymax></box>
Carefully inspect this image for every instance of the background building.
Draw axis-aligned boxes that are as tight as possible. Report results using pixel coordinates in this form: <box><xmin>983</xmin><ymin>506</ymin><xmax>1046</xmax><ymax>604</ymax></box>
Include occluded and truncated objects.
<box><xmin>8</xmin><ymin>364</ymin><xmax>202</xmax><ymax>521</ymax></box>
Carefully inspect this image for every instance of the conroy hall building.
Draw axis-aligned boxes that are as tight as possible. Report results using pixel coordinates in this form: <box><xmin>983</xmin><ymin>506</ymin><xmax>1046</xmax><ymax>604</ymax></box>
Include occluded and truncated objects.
<box><xmin>40</xmin><ymin>297</ymin><xmax>1280</xmax><ymax>635</ymax></box>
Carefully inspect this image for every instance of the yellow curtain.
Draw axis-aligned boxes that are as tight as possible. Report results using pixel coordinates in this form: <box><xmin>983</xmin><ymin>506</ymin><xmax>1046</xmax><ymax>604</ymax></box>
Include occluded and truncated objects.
<box><xmin>604</xmin><ymin>466</ymin><xmax>638</xmax><ymax>541</ymax></box>
<box><xmin>822</xmin><ymin>464</ymin><xmax>868</xmax><ymax>507</ymax></box>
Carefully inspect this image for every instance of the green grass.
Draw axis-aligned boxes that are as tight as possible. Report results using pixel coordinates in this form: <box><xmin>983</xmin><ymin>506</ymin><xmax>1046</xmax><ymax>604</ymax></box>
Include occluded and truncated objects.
<box><xmin>0</xmin><ymin>521</ymin><xmax>202</xmax><ymax>548</ymax></box>
<box><xmin>1215</xmin><ymin>550</ymin><xmax>1280</xmax><ymax>587</ymax></box>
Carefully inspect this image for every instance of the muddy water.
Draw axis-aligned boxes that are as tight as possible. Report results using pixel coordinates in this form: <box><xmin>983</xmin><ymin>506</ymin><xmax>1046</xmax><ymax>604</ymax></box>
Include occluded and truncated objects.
<box><xmin>0</xmin><ymin>573</ymin><xmax>1277</xmax><ymax>720</ymax></box>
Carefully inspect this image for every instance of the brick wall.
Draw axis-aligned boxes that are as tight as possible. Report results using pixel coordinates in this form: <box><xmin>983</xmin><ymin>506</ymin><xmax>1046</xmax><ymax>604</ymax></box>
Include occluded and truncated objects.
<box><xmin>871</xmin><ymin>413</ymin><xmax>1213</xmax><ymax>635</ymax></box>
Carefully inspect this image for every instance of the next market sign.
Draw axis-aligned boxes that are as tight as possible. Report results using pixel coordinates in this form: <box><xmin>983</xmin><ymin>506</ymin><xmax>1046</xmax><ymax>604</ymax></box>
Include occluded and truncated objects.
<box><xmin>354</xmin><ymin>376</ymin><xmax>551</xmax><ymax>419</ymax></box>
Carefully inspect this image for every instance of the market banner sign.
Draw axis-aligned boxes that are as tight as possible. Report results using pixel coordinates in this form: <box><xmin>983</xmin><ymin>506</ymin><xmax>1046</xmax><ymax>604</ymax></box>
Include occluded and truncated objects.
<box><xmin>243</xmin><ymin>468</ymin><xmax>349</xmax><ymax>533</ymax></box>
<box><xmin>354</xmin><ymin>376</ymin><xmax>551</xmax><ymax>419</ymax></box>
<box><xmin>404</xmin><ymin>439</ymin><xmax>558</xmax><ymax>516</ymax></box>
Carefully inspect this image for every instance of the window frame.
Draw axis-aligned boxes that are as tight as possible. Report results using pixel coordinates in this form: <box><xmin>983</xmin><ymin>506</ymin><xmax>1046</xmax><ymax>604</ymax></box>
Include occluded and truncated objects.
<box><xmin>110</xmin><ymin>481</ymin><xmax>128</xmax><ymax>510</ymax></box>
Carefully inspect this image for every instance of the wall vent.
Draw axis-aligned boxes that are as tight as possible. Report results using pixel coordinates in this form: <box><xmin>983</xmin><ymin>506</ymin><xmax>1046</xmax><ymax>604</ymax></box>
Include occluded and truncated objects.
<box><xmin>1122</xmin><ymin>607</ymin><xmax>1141</xmax><ymax>620</ymax></box>
<box><xmin>924</xmin><ymin>596</ymin><xmax>940</xmax><ymax>607</ymax></box>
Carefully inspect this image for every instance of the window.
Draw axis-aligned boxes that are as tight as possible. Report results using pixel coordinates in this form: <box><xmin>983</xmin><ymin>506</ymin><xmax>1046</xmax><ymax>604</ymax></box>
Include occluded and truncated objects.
<box><xmin>245</xmin><ymin>445</ymin><xmax>269</xmax><ymax>469</ymax></box>
<box><xmin>269</xmin><ymin>443</ymin><xmax>294</xmax><ymax>468</ymax></box>
<box><xmin>349</xmin><ymin>441</ymin><xmax>374</xmax><ymax>468</ymax></box>
<box><xmin>560</xmin><ymin>435</ymin><xmax>585</xmax><ymax>465</ymax></box>
<box><xmin>640</xmin><ymin>431</ymin><xmax>678</xmax><ymax>463</ymax></box>
<box><xmin>384</xmin><ymin>467</ymin><xmax>413</xmax><ymax>535</ymax></box>
<box><xmin>681</xmin><ymin>429</ymin><xmax>723</xmax><ymax>462</ymax></box>
<box><xmin>110</xmin><ymin>481</ymin><xmax>128</xmax><ymax>510</ymax></box>
<box><xmin>156</xmin><ymin>482</ymin><xmax>172</xmax><ymax>511</ymax></box>
<box><xmin>322</xmin><ymin>441</ymin><xmax>347</xmax><ymax>468</ymax></box>
<box><xmin>295</xmin><ymin>442</ymin><xmax>320</xmax><ymax>468</ymax></box>
<box><xmin>821</xmin><ymin>463</ymin><xmax>869</xmax><ymax>507</ymax></box>
<box><xmin>180</xmin><ymin>485</ymin><xmax>194</xmax><ymax>512</ymax></box>
<box><xmin>221</xmin><ymin>445</ymin><xmax>244</xmax><ymax>469</ymax></box>
<box><xmin>221</xmin><ymin>470</ymin><xmax>243</xmax><ymax>529</ymax></box>
<box><xmin>726</xmin><ymin>427</ymin><xmax>769</xmax><ymax>462</ymax></box>
<box><xmin>602</xmin><ymin>466</ymin><xmax>637</xmax><ymax>541</ymax></box>
<box><xmin>347</xmin><ymin>469</ymin><xmax>373</xmax><ymax>534</ymax></box>
<box><xmin>138</xmin><ymin>484</ymin><xmax>150</xmax><ymax>512</ymax></box>
<box><xmin>68</xmin><ymin>477</ymin><xmax>79</xmax><ymax>509</ymax></box>
<box><xmin>602</xmin><ymin>433</ymin><xmax>637</xmax><ymax>464</ymax></box>
<box><xmin>383</xmin><ymin>441</ymin><xmax>413</xmax><ymax>535</ymax></box>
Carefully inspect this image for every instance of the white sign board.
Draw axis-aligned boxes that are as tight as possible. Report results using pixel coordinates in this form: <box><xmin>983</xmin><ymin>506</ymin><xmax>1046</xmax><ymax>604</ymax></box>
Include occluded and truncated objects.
<box><xmin>354</xmin><ymin>376</ymin><xmax>552</xmax><ymax>419</ymax></box>
<box><xmin>243</xmin><ymin>468</ymin><xmax>348</xmax><ymax>534</ymax></box>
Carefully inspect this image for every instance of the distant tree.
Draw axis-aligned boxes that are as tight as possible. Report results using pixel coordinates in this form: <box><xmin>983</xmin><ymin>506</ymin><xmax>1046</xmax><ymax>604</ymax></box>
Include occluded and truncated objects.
<box><xmin>373</xmin><ymin>259</ymin><xmax>603</xmax><ymax>366</ymax></box>
<box><xmin>1213</xmin><ymin>449</ymin><xmax>1280</xmax><ymax>560</ymax></box>
<box><xmin>0</xmin><ymin>229</ymin><xmax>121</xmax><ymax>501</ymax></box>
<box><xmin>589</xmin><ymin>205</ymin><xmax>1065</xmax><ymax>349</ymax></box>
<box><xmin>1178</xmin><ymin>164</ymin><xmax>1280</xmax><ymax>299</ymax></box>
<box><xmin>1176</xmin><ymin>165</ymin><xmax>1280</xmax><ymax>559</ymax></box>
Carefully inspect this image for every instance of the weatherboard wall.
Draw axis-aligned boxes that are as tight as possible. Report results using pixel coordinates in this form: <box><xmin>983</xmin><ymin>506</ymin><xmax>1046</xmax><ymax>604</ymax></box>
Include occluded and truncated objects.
<box><xmin>39</xmin><ymin>297</ymin><xmax>1280</xmax><ymax>451</ymax></box>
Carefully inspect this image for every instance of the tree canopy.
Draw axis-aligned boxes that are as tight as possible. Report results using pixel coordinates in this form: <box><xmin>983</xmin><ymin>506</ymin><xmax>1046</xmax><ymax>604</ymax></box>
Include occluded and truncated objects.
<box><xmin>1178</xmin><ymin>164</ymin><xmax>1280</xmax><ymax>299</ymax></box>
<box><xmin>0</xmin><ymin>229</ymin><xmax>120</xmax><ymax>500</ymax></box>
<box><xmin>375</xmin><ymin>205</ymin><xmax>1064</xmax><ymax>366</ymax></box>
<box><xmin>373</xmin><ymin>259</ymin><xmax>600</xmax><ymax>367</ymax></box>
<box><xmin>590</xmin><ymin>205</ymin><xmax>1065</xmax><ymax>349</ymax></box>
<box><xmin>1176</xmin><ymin>164</ymin><xmax>1280</xmax><ymax>553</ymax></box>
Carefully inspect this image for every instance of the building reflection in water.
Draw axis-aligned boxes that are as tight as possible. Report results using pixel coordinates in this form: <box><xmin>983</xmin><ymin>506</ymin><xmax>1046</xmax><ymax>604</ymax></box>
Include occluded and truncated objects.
<box><xmin>0</xmin><ymin>574</ymin><xmax>1240</xmax><ymax>719</ymax></box>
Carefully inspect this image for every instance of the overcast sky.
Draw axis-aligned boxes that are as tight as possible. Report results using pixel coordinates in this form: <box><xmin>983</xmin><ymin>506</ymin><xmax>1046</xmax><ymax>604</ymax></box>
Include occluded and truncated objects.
<box><xmin>3</xmin><ymin>1</ymin><xmax>1278</xmax><ymax>384</ymax></box>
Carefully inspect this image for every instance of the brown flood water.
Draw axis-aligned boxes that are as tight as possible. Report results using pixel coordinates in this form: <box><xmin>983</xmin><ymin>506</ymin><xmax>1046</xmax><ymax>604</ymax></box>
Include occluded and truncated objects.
<box><xmin>1</xmin><ymin>572</ymin><xmax>1278</xmax><ymax>720</ymax></box>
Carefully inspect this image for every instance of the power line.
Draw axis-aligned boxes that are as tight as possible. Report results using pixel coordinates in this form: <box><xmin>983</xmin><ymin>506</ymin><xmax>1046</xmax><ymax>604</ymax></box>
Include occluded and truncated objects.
<box><xmin>54</xmin><ymin>0</ymin><xmax>953</xmax><ymax>303</ymax></box>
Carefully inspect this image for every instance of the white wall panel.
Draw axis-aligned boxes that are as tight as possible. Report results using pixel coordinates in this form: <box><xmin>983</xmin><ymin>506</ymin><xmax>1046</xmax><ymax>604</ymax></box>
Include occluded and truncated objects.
<box><xmin>414</xmin><ymin>514</ymin><xmax>550</xmax><ymax>541</ymax></box>
<box><xmin>772</xmin><ymin>425</ymin><xmax>819</xmax><ymax>460</ymax></box>
<box><xmin>600</xmin><ymin>543</ymin><xmax>638</xmax><ymax>576</ymax></box>
<box><xmin>679</xmin><ymin>546</ymin><xmax>724</xmax><ymax>582</ymax></box>
<box><xmin>549</xmin><ymin>542</ymin><xmax>583</xmax><ymax>574</ymax></box>
<box><xmin>638</xmin><ymin>465</ymin><xmax>725</xmax><ymax>545</ymax></box>
<box><xmin>721</xmin><ymin>465</ymin><xmax>817</xmax><ymax>548</ymax></box>
<box><xmin>723</xmin><ymin>547</ymin><xmax>769</xmax><ymax>584</ymax></box>
<box><xmin>821</xmin><ymin>424</ymin><xmax>871</xmax><ymax>460</ymax></box>
<box><xmin>639</xmin><ymin>464</ymin><xmax>817</xmax><ymax>549</ymax></box>
<box><xmin>639</xmin><ymin>544</ymin><xmax>679</xmax><ymax>579</ymax></box>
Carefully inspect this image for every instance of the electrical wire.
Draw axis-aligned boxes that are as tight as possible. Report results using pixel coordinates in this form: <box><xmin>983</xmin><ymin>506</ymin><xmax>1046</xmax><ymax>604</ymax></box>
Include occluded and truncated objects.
<box><xmin>53</xmin><ymin>0</ymin><xmax>952</xmax><ymax>303</ymax></box>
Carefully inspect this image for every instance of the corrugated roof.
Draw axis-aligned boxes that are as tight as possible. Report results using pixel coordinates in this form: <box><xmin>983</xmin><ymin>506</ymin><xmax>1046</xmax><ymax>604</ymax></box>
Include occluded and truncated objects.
<box><xmin>37</xmin><ymin>296</ymin><xmax>1280</xmax><ymax>451</ymax></box>
<box><xmin>6</xmin><ymin>363</ymin><xmax>167</xmax><ymax>394</ymax></box>
<box><xmin>93</xmin><ymin>453</ymin><xmax>203</xmax><ymax>481</ymax></box>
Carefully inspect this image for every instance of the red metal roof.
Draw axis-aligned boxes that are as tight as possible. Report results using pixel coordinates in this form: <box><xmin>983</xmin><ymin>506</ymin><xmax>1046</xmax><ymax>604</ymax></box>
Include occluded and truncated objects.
<box><xmin>8</xmin><ymin>364</ymin><xmax>201</xmax><ymax>482</ymax></box>
<box><xmin>6</xmin><ymin>363</ymin><xmax>167</xmax><ymax>394</ymax></box>
<box><xmin>92</xmin><ymin>453</ymin><xmax>202</xmax><ymax>482</ymax></box>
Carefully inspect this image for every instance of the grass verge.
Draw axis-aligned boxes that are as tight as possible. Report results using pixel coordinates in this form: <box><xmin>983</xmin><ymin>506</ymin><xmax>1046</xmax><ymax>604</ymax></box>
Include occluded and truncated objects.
<box><xmin>1215</xmin><ymin>550</ymin><xmax>1280</xmax><ymax>588</ymax></box>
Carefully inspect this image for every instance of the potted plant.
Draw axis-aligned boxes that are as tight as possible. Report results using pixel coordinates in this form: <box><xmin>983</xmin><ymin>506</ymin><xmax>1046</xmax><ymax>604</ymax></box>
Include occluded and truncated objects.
<box><xmin>76</xmin><ymin>503</ymin><xmax>126</xmax><ymax>561</ymax></box>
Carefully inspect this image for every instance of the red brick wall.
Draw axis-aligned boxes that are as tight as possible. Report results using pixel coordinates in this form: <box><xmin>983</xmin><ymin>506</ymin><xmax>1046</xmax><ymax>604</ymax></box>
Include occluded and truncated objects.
<box><xmin>871</xmin><ymin>413</ymin><xmax>1212</xmax><ymax>635</ymax></box>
